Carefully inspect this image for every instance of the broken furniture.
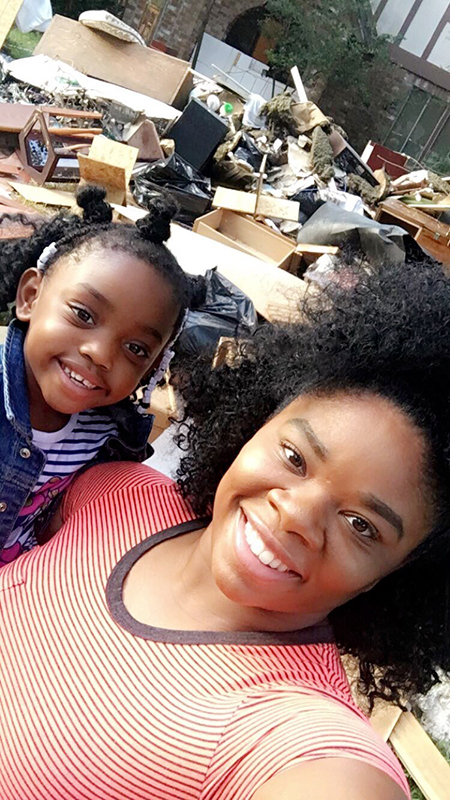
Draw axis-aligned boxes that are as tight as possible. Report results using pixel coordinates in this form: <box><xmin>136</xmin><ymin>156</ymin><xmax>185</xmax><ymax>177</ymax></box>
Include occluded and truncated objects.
<box><xmin>193</xmin><ymin>209</ymin><xmax>301</xmax><ymax>271</ymax></box>
<box><xmin>193</xmin><ymin>208</ymin><xmax>338</xmax><ymax>272</ymax></box>
<box><xmin>375</xmin><ymin>198</ymin><xmax>450</xmax><ymax>267</ymax></box>
<box><xmin>34</xmin><ymin>14</ymin><xmax>193</xmax><ymax>108</ymax></box>
<box><xmin>18</xmin><ymin>109</ymin><xmax>101</xmax><ymax>185</ymax></box>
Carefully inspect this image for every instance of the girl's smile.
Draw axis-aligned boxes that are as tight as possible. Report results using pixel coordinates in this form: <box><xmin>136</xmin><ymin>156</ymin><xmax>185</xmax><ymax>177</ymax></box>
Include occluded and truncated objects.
<box><xmin>15</xmin><ymin>249</ymin><xmax>180</xmax><ymax>431</ymax></box>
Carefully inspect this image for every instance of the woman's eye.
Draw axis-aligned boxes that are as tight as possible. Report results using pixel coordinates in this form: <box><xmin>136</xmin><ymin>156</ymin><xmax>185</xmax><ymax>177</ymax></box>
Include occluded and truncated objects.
<box><xmin>72</xmin><ymin>306</ymin><xmax>93</xmax><ymax>324</ymax></box>
<box><xmin>344</xmin><ymin>514</ymin><xmax>378</xmax><ymax>540</ymax></box>
<box><xmin>282</xmin><ymin>443</ymin><xmax>306</xmax><ymax>474</ymax></box>
<box><xmin>126</xmin><ymin>342</ymin><xmax>149</xmax><ymax>359</ymax></box>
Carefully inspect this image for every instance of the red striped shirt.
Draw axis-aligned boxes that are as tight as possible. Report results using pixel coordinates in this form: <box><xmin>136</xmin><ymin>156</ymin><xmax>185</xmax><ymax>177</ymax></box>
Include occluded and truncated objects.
<box><xmin>0</xmin><ymin>462</ymin><xmax>410</xmax><ymax>799</ymax></box>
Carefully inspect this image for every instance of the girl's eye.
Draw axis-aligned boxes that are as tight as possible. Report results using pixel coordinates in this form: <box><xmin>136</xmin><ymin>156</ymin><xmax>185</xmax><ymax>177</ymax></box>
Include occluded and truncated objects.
<box><xmin>126</xmin><ymin>342</ymin><xmax>149</xmax><ymax>359</ymax></box>
<box><xmin>282</xmin><ymin>443</ymin><xmax>306</xmax><ymax>474</ymax></box>
<box><xmin>72</xmin><ymin>306</ymin><xmax>93</xmax><ymax>324</ymax></box>
<box><xmin>343</xmin><ymin>513</ymin><xmax>378</xmax><ymax>540</ymax></box>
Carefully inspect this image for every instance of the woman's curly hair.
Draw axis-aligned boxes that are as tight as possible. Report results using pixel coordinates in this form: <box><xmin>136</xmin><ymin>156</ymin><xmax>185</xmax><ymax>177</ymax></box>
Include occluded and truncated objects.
<box><xmin>175</xmin><ymin>260</ymin><xmax>450</xmax><ymax>709</ymax></box>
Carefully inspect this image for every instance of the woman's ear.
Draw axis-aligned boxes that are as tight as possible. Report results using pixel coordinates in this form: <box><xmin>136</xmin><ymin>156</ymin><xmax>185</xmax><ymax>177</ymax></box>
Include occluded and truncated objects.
<box><xmin>15</xmin><ymin>269</ymin><xmax>43</xmax><ymax>322</ymax></box>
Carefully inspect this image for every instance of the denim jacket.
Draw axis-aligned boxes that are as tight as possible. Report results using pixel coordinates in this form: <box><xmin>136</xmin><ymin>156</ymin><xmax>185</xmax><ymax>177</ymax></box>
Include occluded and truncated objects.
<box><xmin>0</xmin><ymin>320</ymin><xmax>154</xmax><ymax>549</ymax></box>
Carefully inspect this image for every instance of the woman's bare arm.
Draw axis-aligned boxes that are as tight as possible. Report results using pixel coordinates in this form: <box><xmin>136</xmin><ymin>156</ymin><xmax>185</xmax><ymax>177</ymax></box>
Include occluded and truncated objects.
<box><xmin>252</xmin><ymin>758</ymin><xmax>408</xmax><ymax>800</ymax></box>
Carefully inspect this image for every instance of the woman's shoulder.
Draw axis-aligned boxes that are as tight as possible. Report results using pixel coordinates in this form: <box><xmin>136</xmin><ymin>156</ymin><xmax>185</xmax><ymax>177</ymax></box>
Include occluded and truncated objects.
<box><xmin>61</xmin><ymin>462</ymin><xmax>183</xmax><ymax>521</ymax></box>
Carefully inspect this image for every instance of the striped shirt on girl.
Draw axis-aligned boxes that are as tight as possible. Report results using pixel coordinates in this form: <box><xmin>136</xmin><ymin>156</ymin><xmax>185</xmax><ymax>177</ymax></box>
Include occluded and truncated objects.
<box><xmin>0</xmin><ymin>408</ymin><xmax>117</xmax><ymax>565</ymax></box>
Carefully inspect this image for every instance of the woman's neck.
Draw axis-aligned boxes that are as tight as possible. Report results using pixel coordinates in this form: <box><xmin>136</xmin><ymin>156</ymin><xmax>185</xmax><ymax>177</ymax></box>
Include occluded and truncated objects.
<box><xmin>123</xmin><ymin>527</ymin><xmax>325</xmax><ymax>634</ymax></box>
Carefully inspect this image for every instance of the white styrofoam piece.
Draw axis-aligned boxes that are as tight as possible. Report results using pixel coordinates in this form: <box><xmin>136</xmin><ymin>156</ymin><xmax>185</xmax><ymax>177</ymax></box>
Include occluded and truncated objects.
<box><xmin>8</xmin><ymin>55</ymin><xmax>180</xmax><ymax>120</ymax></box>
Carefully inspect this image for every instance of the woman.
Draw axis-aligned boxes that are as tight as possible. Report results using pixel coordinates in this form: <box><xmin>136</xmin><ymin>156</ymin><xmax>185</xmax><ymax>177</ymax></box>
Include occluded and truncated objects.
<box><xmin>0</xmin><ymin>261</ymin><xmax>449</xmax><ymax>799</ymax></box>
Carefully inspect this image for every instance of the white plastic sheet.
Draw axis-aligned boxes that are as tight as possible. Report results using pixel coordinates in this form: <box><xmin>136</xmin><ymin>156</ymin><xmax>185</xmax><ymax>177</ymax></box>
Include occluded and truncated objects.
<box><xmin>15</xmin><ymin>0</ymin><xmax>52</xmax><ymax>33</ymax></box>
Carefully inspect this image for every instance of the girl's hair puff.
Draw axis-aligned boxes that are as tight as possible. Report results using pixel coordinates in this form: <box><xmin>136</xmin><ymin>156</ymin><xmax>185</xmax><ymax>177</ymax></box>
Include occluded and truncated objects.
<box><xmin>0</xmin><ymin>186</ymin><xmax>190</xmax><ymax>318</ymax></box>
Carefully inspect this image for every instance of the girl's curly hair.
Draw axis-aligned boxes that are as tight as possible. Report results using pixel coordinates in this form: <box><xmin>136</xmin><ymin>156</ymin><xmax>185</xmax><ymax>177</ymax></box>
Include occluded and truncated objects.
<box><xmin>175</xmin><ymin>260</ymin><xmax>450</xmax><ymax>709</ymax></box>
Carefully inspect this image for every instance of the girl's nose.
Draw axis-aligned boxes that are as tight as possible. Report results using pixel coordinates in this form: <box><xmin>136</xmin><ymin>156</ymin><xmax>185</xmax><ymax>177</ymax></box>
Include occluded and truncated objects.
<box><xmin>267</xmin><ymin>483</ymin><xmax>326</xmax><ymax>551</ymax></box>
<box><xmin>79</xmin><ymin>337</ymin><xmax>114</xmax><ymax>371</ymax></box>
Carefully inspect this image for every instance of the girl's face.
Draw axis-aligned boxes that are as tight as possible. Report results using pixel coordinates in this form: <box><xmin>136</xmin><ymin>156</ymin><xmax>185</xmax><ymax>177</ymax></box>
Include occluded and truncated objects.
<box><xmin>16</xmin><ymin>248</ymin><xmax>180</xmax><ymax>429</ymax></box>
<box><xmin>207</xmin><ymin>392</ymin><xmax>431</xmax><ymax>630</ymax></box>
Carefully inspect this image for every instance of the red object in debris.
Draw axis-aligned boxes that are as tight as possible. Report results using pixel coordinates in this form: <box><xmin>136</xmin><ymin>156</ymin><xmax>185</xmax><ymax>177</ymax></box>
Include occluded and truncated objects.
<box><xmin>362</xmin><ymin>141</ymin><xmax>408</xmax><ymax>180</ymax></box>
<box><xmin>151</xmin><ymin>40</ymin><xmax>167</xmax><ymax>52</ymax></box>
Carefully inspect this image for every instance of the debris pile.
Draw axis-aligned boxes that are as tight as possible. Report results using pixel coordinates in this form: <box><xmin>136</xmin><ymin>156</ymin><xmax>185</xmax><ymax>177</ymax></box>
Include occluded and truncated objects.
<box><xmin>1</xmin><ymin>11</ymin><xmax>449</xmax><ymax>273</ymax></box>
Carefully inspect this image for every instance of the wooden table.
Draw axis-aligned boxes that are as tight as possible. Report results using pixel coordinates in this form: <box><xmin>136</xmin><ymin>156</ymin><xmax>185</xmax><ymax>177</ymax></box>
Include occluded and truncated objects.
<box><xmin>375</xmin><ymin>198</ymin><xmax>450</xmax><ymax>266</ymax></box>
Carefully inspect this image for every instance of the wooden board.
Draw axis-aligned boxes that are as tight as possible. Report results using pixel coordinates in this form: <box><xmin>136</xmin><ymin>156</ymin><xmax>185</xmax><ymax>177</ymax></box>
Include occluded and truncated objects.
<box><xmin>213</xmin><ymin>187</ymin><xmax>300</xmax><ymax>222</ymax></box>
<box><xmin>9</xmin><ymin>182</ymin><xmax>76</xmax><ymax>207</ymax></box>
<box><xmin>78</xmin><ymin>135</ymin><xmax>138</xmax><ymax>205</ymax></box>
<box><xmin>34</xmin><ymin>15</ymin><xmax>193</xmax><ymax>108</ymax></box>
<box><xmin>389</xmin><ymin>712</ymin><xmax>450</xmax><ymax>800</ymax></box>
<box><xmin>0</xmin><ymin>0</ymin><xmax>23</xmax><ymax>50</ymax></box>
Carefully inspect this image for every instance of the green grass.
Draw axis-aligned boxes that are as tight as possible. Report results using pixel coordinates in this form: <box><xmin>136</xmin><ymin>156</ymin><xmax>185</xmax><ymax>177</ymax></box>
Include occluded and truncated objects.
<box><xmin>3</xmin><ymin>28</ymin><xmax>42</xmax><ymax>59</ymax></box>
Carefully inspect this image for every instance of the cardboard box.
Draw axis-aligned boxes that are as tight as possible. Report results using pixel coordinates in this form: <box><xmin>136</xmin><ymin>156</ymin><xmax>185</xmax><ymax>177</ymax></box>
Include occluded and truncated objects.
<box><xmin>193</xmin><ymin>209</ymin><xmax>300</xmax><ymax>272</ymax></box>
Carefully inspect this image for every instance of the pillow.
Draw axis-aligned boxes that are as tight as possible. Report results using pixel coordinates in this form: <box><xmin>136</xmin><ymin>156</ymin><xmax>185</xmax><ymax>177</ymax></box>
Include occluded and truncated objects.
<box><xmin>78</xmin><ymin>11</ymin><xmax>146</xmax><ymax>46</ymax></box>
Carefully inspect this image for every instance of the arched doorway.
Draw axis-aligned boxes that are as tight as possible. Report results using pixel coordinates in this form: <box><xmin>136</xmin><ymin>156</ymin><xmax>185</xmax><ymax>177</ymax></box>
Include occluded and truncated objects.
<box><xmin>225</xmin><ymin>5</ymin><xmax>272</xmax><ymax>63</ymax></box>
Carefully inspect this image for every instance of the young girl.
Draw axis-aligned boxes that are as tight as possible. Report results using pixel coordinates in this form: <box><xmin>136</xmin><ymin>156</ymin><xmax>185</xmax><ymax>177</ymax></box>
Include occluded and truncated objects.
<box><xmin>0</xmin><ymin>259</ymin><xmax>449</xmax><ymax>799</ymax></box>
<box><xmin>0</xmin><ymin>186</ymin><xmax>190</xmax><ymax>564</ymax></box>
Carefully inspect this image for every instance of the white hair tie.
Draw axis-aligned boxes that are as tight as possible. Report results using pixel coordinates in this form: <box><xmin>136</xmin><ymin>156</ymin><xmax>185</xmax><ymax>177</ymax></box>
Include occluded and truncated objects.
<box><xmin>136</xmin><ymin>308</ymin><xmax>189</xmax><ymax>415</ymax></box>
<box><xmin>36</xmin><ymin>242</ymin><xmax>58</xmax><ymax>272</ymax></box>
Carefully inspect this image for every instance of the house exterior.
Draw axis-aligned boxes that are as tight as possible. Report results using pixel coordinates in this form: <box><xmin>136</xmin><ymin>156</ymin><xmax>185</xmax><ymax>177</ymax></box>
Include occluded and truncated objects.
<box><xmin>120</xmin><ymin>0</ymin><xmax>449</xmax><ymax>168</ymax></box>
<box><xmin>371</xmin><ymin>0</ymin><xmax>449</xmax><ymax>171</ymax></box>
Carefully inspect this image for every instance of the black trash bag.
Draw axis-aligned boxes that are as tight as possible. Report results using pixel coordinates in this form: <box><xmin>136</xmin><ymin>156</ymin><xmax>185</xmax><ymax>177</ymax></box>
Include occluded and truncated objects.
<box><xmin>234</xmin><ymin>132</ymin><xmax>264</xmax><ymax>171</ymax></box>
<box><xmin>297</xmin><ymin>202</ymin><xmax>407</xmax><ymax>266</ymax></box>
<box><xmin>177</xmin><ymin>268</ymin><xmax>258</xmax><ymax>358</ymax></box>
<box><xmin>290</xmin><ymin>187</ymin><xmax>325</xmax><ymax>223</ymax></box>
<box><xmin>133</xmin><ymin>153</ymin><xmax>213</xmax><ymax>225</ymax></box>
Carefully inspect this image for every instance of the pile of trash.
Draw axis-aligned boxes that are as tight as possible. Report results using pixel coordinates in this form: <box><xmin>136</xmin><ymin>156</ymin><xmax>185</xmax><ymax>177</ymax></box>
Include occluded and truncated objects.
<box><xmin>1</xmin><ymin>10</ymin><xmax>449</xmax><ymax>275</ymax></box>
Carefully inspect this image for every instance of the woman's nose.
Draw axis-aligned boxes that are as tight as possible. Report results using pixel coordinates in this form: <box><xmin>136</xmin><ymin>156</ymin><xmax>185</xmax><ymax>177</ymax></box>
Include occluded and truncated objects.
<box><xmin>267</xmin><ymin>484</ymin><xmax>326</xmax><ymax>551</ymax></box>
<box><xmin>79</xmin><ymin>337</ymin><xmax>114</xmax><ymax>371</ymax></box>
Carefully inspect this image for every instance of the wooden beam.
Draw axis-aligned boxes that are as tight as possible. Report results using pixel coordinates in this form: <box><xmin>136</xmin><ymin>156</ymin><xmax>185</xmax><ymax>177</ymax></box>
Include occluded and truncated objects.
<box><xmin>389</xmin><ymin>712</ymin><xmax>450</xmax><ymax>800</ymax></box>
<box><xmin>0</xmin><ymin>0</ymin><xmax>23</xmax><ymax>50</ymax></box>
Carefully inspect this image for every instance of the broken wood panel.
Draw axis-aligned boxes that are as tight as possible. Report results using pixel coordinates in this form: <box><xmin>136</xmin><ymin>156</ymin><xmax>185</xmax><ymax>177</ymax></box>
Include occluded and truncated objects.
<box><xmin>0</xmin><ymin>0</ymin><xmax>23</xmax><ymax>50</ymax></box>
<box><xmin>9</xmin><ymin>182</ymin><xmax>76</xmax><ymax>207</ymax></box>
<box><xmin>34</xmin><ymin>15</ymin><xmax>193</xmax><ymax>107</ymax></box>
<box><xmin>389</xmin><ymin>711</ymin><xmax>450</xmax><ymax>800</ymax></box>
<box><xmin>213</xmin><ymin>187</ymin><xmax>300</xmax><ymax>222</ymax></box>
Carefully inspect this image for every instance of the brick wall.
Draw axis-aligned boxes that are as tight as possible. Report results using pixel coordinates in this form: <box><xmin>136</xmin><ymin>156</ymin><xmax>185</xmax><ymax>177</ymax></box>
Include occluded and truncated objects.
<box><xmin>123</xmin><ymin>0</ymin><xmax>264</xmax><ymax>60</ymax></box>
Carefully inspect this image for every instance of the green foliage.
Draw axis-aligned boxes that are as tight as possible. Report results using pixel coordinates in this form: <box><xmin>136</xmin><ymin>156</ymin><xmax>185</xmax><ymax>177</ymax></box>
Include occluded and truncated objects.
<box><xmin>3</xmin><ymin>28</ymin><xmax>42</xmax><ymax>59</ymax></box>
<box><xmin>263</xmin><ymin>0</ymin><xmax>398</xmax><ymax>150</ymax></box>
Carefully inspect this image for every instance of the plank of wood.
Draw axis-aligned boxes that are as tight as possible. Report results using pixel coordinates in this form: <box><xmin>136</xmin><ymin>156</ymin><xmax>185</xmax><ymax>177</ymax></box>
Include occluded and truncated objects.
<box><xmin>213</xmin><ymin>187</ymin><xmax>300</xmax><ymax>222</ymax></box>
<box><xmin>88</xmin><ymin>136</ymin><xmax>138</xmax><ymax>183</ymax></box>
<box><xmin>295</xmin><ymin>244</ymin><xmax>339</xmax><ymax>255</ymax></box>
<box><xmin>34</xmin><ymin>15</ymin><xmax>193</xmax><ymax>107</ymax></box>
<box><xmin>389</xmin><ymin>712</ymin><xmax>450</xmax><ymax>800</ymax></box>
<box><xmin>78</xmin><ymin>135</ymin><xmax>138</xmax><ymax>205</ymax></box>
<box><xmin>0</xmin><ymin>0</ymin><xmax>23</xmax><ymax>49</ymax></box>
<box><xmin>9</xmin><ymin>182</ymin><xmax>76</xmax><ymax>207</ymax></box>
<box><xmin>369</xmin><ymin>704</ymin><xmax>403</xmax><ymax>742</ymax></box>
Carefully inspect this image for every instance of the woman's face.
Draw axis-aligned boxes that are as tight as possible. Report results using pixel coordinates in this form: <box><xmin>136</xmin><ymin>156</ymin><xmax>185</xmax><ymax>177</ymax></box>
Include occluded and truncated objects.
<box><xmin>208</xmin><ymin>392</ymin><xmax>431</xmax><ymax>629</ymax></box>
